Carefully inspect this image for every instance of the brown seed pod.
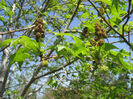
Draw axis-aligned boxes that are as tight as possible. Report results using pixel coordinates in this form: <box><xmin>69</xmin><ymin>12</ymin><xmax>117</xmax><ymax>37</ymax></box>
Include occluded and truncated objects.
<box><xmin>36</xmin><ymin>32</ymin><xmax>41</xmax><ymax>38</ymax></box>
<box><xmin>37</xmin><ymin>18</ymin><xmax>43</xmax><ymax>24</ymax></box>
<box><xmin>97</xmin><ymin>31</ymin><xmax>103</xmax><ymax>36</ymax></box>
<box><xmin>34</xmin><ymin>26</ymin><xmax>39</xmax><ymax>33</ymax></box>
<box><xmin>90</xmin><ymin>38</ymin><xmax>96</xmax><ymax>46</ymax></box>
<box><xmin>102</xmin><ymin>33</ymin><xmax>108</xmax><ymax>38</ymax></box>
<box><xmin>41</xmin><ymin>32</ymin><xmax>45</xmax><ymax>38</ymax></box>
<box><xmin>95</xmin><ymin>22</ymin><xmax>101</xmax><ymax>28</ymax></box>
<box><xmin>97</xmin><ymin>39</ymin><xmax>104</xmax><ymax>46</ymax></box>
<box><xmin>101</xmin><ymin>27</ymin><xmax>106</xmax><ymax>32</ymax></box>
<box><xmin>99</xmin><ymin>19</ymin><xmax>103</xmax><ymax>23</ymax></box>
<box><xmin>40</xmin><ymin>28</ymin><xmax>45</xmax><ymax>33</ymax></box>
<box><xmin>38</xmin><ymin>24</ymin><xmax>43</xmax><ymax>29</ymax></box>
<box><xmin>94</xmin><ymin>35</ymin><xmax>100</xmax><ymax>41</ymax></box>
<box><xmin>82</xmin><ymin>27</ymin><xmax>88</xmax><ymax>38</ymax></box>
<box><xmin>36</xmin><ymin>32</ymin><xmax>41</xmax><ymax>42</ymax></box>
<box><xmin>34</xmin><ymin>21</ymin><xmax>39</xmax><ymax>26</ymax></box>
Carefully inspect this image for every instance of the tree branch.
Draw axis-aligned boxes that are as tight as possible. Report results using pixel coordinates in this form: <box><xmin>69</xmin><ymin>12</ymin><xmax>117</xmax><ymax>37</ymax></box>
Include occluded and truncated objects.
<box><xmin>63</xmin><ymin>0</ymin><xmax>81</xmax><ymax>32</ymax></box>
<box><xmin>122</xmin><ymin>0</ymin><xmax>131</xmax><ymax>36</ymax></box>
<box><xmin>21</xmin><ymin>63</ymin><xmax>43</xmax><ymax>97</ymax></box>
<box><xmin>39</xmin><ymin>0</ymin><xmax>51</xmax><ymax>17</ymax></box>
<box><xmin>35</xmin><ymin>58</ymin><xmax>78</xmax><ymax>80</ymax></box>
<box><xmin>0</xmin><ymin>0</ymin><xmax>16</xmax><ymax>96</ymax></box>
<box><xmin>0</xmin><ymin>25</ymin><xmax>35</xmax><ymax>35</ymax></box>
<box><xmin>47</xmin><ymin>0</ymin><xmax>81</xmax><ymax>57</ymax></box>
<box><xmin>106</xmin><ymin>9</ymin><xmax>133</xmax><ymax>33</ymax></box>
<box><xmin>87</xmin><ymin>0</ymin><xmax>133</xmax><ymax>50</ymax></box>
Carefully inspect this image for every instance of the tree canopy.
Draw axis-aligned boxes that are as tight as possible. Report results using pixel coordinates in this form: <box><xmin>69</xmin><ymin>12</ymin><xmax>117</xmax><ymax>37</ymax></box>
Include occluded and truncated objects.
<box><xmin>0</xmin><ymin>0</ymin><xmax>133</xmax><ymax>99</ymax></box>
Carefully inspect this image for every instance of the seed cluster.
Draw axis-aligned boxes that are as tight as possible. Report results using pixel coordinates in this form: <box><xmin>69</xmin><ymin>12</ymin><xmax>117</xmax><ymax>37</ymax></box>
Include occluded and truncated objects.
<box><xmin>90</xmin><ymin>22</ymin><xmax>107</xmax><ymax>46</ymax></box>
<box><xmin>33</xmin><ymin>18</ymin><xmax>45</xmax><ymax>42</ymax></box>
<box><xmin>82</xmin><ymin>27</ymin><xmax>88</xmax><ymax>38</ymax></box>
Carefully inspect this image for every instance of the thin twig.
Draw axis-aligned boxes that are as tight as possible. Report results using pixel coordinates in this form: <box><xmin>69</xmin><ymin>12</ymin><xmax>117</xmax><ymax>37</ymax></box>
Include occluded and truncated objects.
<box><xmin>39</xmin><ymin>0</ymin><xmax>51</xmax><ymax>17</ymax></box>
<box><xmin>35</xmin><ymin>58</ymin><xmax>78</xmax><ymax>80</ymax></box>
<box><xmin>110</xmin><ymin>41</ymin><xmax>124</xmax><ymax>44</ymax></box>
<box><xmin>63</xmin><ymin>0</ymin><xmax>81</xmax><ymax>32</ymax></box>
<box><xmin>108</xmin><ymin>32</ymin><xmax>133</xmax><ymax>38</ymax></box>
<box><xmin>106</xmin><ymin>9</ymin><xmax>133</xmax><ymax>33</ymax></box>
<box><xmin>122</xmin><ymin>0</ymin><xmax>131</xmax><ymax>36</ymax></box>
<box><xmin>15</xmin><ymin>0</ymin><xmax>25</xmax><ymax>29</ymax></box>
<box><xmin>0</xmin><ymin>25</ymin><xmax>35</xmax><ymax>35</ymax></box>
<box><xmin>47</xmin><ymin>0</ymin><xmax>81</xmax><ymax>57</ymax></box>
<box><xmin>21</xmin><ymin>63</ymin><xmax>43</xmax><ymax>97</ymax></box>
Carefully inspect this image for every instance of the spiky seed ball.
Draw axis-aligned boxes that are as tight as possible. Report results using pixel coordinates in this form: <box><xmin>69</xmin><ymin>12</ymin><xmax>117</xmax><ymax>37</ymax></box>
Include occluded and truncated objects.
<box><xmin>34</xmin><ymin>21</ymin><xmax>39</xmax><ymax>26</ymax></box>
<box><xmin>95</xmin><ymin>23</ymin><xmax>102</xmax><ymax>32</ymax></box>
<box><xmin>99</xmin><ymin>19</ymin><xmax>103</xmax><ymax>23</ymax></box>
<box><xmin>90</xmin><ymin>38</ymin><xmax>96</xmax><ymax>46</ymax></box>
<box><xmin>39</xmin><ymin>28</ymin><xmax>44</xmax><ymax>33</ymax></box>
<box><xmin>82</xmin><ymin>27</ymin><xmax>88</xmax><ymax>38</ymax></box>
<box><xmin>102</xmin><ymin>33</ymin><xmax>108</xmax><ymax>38</ymax></box>
<box><xmin>38</xmin><ymin>24</ymin><xmax>43</xmax><ymax>29</ymax></box>
<box><xmin>95</xmin><ymin>26</ymin><xmax>101</xmax><ymax>31</ymax></box>
<box><xmin>94</xmin><ymin>35</ymin><xmax>99</xmax><ymax>41</ymax></box>
<box><xmin>101</xmin><ymin>65</ymin><xmax>109</xmax><ymax>71</ymax></box>
<box><xmin>36</xmin><ymin>32</ymin><xmax>41</xmax><ymax>37</ymax></box>
<box><xmin>37</xmin><ymin>18</ymin><xmax>43</xmax><ymax>24</ymax></box>
<box><xmin>101</xmin><ymin>27</ymin><xmax>106</xmax><ymax>32</ymax></box>
<box><xmin>95</xmin><ymin>22</ymin><xmax>101</xmax><ymax>28</ymax></box>
<box><xmin>34</xmin><ymin>26</ymin><xmax>39</xmax><ymax>32</ymax></box>
<box><xmin>97</xmin><ymin>39</ymin><xmax>104</xmax><ymax>46</ymax></box>
<box><xmin>40</xmin><ymin>49</ymin><xmax>44</xmax><ymax>53</ymax></box>
<box><xmin>42</xmin><ymin>60</ymin><xmax>48</xmax><ymax>67</ymax></box>
<box><xmin>97</xmin><ymin>31</ymin><xmax>103</xmax><ymax>36</ymax></box>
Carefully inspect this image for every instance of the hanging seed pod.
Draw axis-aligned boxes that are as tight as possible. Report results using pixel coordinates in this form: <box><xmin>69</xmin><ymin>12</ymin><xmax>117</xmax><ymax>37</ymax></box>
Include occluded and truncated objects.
<box><xmin>82</xmin><ymin>27</ymin><xmax>88</xmax><ymax>38</ymax></box>
<box><xmin>37</xmin><ymin>18</ymin><xmax>43</xmax><ymax>24</ymax></box>
<box><xmin>94</xmin><ymin>35</ymin><xmax>100</xmax><ymax>41</ymax></box>
<box><xmin>102</xmin><ymin>33</ymin><xmax>108</xmax><ymax>38</ymax></box>
<box><xmin>33</xmin><ymin>17</ymin><xmax>45</xmax><ymax>42</ymax></box>
<box><xmin>97</xmin><ymin>31</ymin><xmax>103</xmax><ymax>36</ymax></box>
<box><xmin>97</xmin><ymin>39</ymin><xmax>104</xmax><ymax>46</ymax></box>
<box><xmin>90</xmin><ymin>38</ymin><xmax>96</xmax><ymax>46</ymax></box>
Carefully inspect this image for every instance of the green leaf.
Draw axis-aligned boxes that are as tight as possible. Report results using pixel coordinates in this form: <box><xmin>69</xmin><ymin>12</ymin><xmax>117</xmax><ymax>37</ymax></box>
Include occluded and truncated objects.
<box><xmin>102</xmin><ymin>43</ymin><xmax>118</xmax><ymax>51</ymax></box>
<box><xmin>112</xmin><ymin>0</ymin><xmax>120</xmax><ymax>11</ymax></box>
<box><xmin>119</xmin><ymin>56</ymin><xmax>133</xmax><ymax>71</ymax></box>
<box><xmin>95</xmin><ymin>0</ymin><xmax>112</xmax><ymax>5</ymax></box>
<box><xmin>9</xmin><ymin>48</ymin><xmax>31</xmax><ymax>67</ymax></box>
<box><xmin>0</xmin><ymin>39</ymin><xmax>13</xmax><ymax>47</ymax></box>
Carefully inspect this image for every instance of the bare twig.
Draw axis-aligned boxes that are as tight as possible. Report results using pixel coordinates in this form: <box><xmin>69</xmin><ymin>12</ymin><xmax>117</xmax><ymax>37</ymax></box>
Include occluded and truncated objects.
<box><xmin>108</xmin><ymin>32</ymin><xmax>133</xmax><ymax>38</ymax></box>
<box><xmin>64</xmin><ymin>30</ymin><xmax>82</xmax><ymax>33</ymax></box>
<box><xmin>122</xmin><ymin>0</ymin><xmax>131</xmax><ymax>36</ymax></box>
<box><xmin>110</xmin><ymin>40</ymin><xmax>124</xmax><ymax>44</ymax></box>
<box><xmin>63</xmin><ymin>0</ymin><xmax>81</xmax><ymax>32</ymax></box>
<box><xmin>24</xmin><ymin>83</ymin><xmax>45</xmax><ymax>99</ymax></box>
<box><xmin>15</xmin><ymin>0</ymin><xmax>25</xmax><ymax>29</ymax></box>
<box><xmin>0</xmin><ymin>25</ymin><xmax>35</xmax><ymax>35</ymax></box>
<box><xmin>39</xmin><ymin>0</ymin><xmax>51</xmax><ymax>17</ymax></box>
